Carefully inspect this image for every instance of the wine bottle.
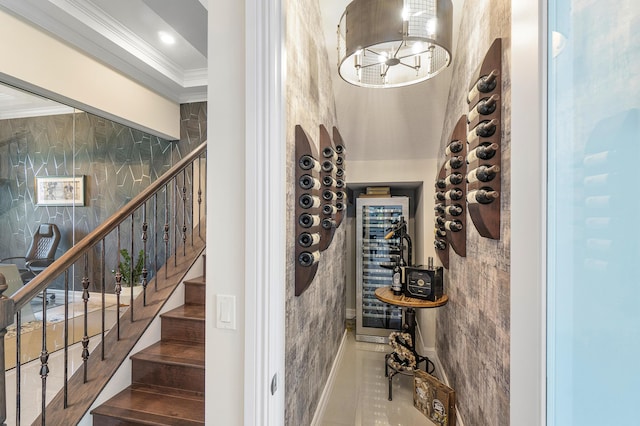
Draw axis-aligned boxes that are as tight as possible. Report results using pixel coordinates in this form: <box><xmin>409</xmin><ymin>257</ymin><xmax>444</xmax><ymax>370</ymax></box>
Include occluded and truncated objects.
<box><xmin>321</xmin><ymin>161</ymin><xmax>335</xmax><ymax>173</ymax></box>
<box><xmin>435</xmin><ymin>228</ymin><xmax>447</xmax><ymax>238</ymax></box>
<box><xmin>445</xmin><ymin>140</ymin><xmax>464</xmax><ymax>156</ymax></box>
<box><xmin>336</xmin><ymin>178</ymin><xmax>345</xmax><ymax>188</ymax></box>
<box><xmin>444</xmin><ymin>173</ymin><xmax>464</xmax><ymax>186</ymax></box>
<box><xmin>336</xmin><ymin>201</ymin><xmax>345</xmax><ymax>211</ymax></box>
<box><xmin>435</xmin><ymin>216</ymin><xmax>446</xmax><ymax>227</ymax></box>
<box><xmin>467</xmin><ymin>143</ymin><xmax>499</xmax><ymax>163</ymax></box>
<box><xmin>322</xmin><ymin>175</ymin><xmax>337</xmax><ymax>187</ymax></box>
<box><xmin>336</xmin><ymin>168</ymin><xmax>345</xmax><ymax>178</ymax></box>
<box><xmin>467</xmin><ymin>165</ymin><xmax>500</xmax><ymax>184</ymax></box>
<box><xmin>445</xmin><ymin>156</ymin><xmax>465</xmax><ymax>171</ymax></box>
<box><xmin>445</xmin><ymin>188</ymin><xmax>463</xmax><ymax>201</ymax></box>
<box><xmin>467</xmin><ymin>119</ymin><xmax>499</xmax><ymax>145</ymax></box>
<box><xmin>298</xmin><ymin>213</ymin><xmax>320</xmax><ymax>228</ymax></box>
<box><xmin>336</xmin><ymin>156</ymin><xmax>344</xmax><ymax>166</ymax></box>
<box><xmin>466</xmin><ymin>188</ymin><xmax>499</xmax><ymax>204</ymax></box>
<box><xmin>436</xmin><ymin>179</ymin><xmax>447</xmax><ymax>189</ymax></box>
<box><xmin>444</xmin><ymin>220</ymin><xmax>463</xmax><ymax>232</ymax></box>
<box><xmin>298</xmin><ymin>250</ymin><xmax>320</xmax><ymax>267</ymax></box>
<box><xmin>298</xmin><ymin>232</ymin><xmax>320</xmax><ymax>248</ymax></box>
<box><xmin>322</xmin><ymin>218</ymin><xmax>337</xmax><ymax>230</ymax></box>
<box><xmin>434</xmin><ymin>239</ymin><xmax>447</xmax><ymax>250</ymax></box>
<box><xmin>445</xmin><ymin>204</ymin><xmax>463</xmax><ymax>216</ymax></box>
<box><xmin>467</xmin><ymin>94</ymin><xmax>500</xmax><ymax>123</ymax></box>
<box><xmin>435</xmin><ymin>191</ymin><xmax>446</xmax><ymax>202</ymax></box>
<box><xmin>335</xmin><ymin>144</ymin><xmax>344</xmax><ymax>155</ymax></box>
<box><xmin>336</xmin><ymin>191</ymin><xmax>346</xmax><ymax>200</ymax></box>
<box><xmin>299</xmin><ymin>174</ymin><xmax>321</xmax><ymax>190</ymax></box>
<box><xmin>322</xmin><ymin>204</ymin><xmax>338</xmax><ymax>215</ymax></box>
<box><xmin>322</xmin><ymin>190</ymin><xmax>337</xmax><ymax>201</ymax></box>
<box><xmin>323</xmin><ymin>146</ymin><xmax>338</xmax><ymax>160</ymax></box>
<box><xmin>434</xmin><ymin>203</ymin><xmax>445</xmax><ymax>215</ymax></box>
<box><xmin>467</xmin><ymin>69</ymin><xmax>499</xmax><ymax>103</ymax></box>
<box><xmin>299</xmin><ymin>194</ymin><xmax>321</xmax><ymax>209</ymax></box>
<box><xmin>299</xmin><ymin>155</ymin><xmax>320</xmax><ymax>171</ymax></box>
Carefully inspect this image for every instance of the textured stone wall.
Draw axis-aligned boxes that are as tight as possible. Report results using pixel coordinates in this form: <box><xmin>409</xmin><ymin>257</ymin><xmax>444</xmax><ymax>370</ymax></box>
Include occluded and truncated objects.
<box><xmin>434</xmin><ymin>1</ymin><xmax>511</xmax><ymax>425</ymax></box>
<box><xmin>0</xmin><ymin>100</ymin><xmax>206</xmax><ymax>291</ymax></box>
<box><xmin>284</xmin><ymin>0</ymin><xmax>346</xmax><ymax>425</ymax></box>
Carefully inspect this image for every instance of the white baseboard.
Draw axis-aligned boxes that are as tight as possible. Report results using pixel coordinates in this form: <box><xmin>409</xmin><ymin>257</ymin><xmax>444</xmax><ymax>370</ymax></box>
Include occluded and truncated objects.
<box><xmin>311</xmin><ymin>329</ymin><xmax>348</xmax><ymax>426</ymax></box>
<box><xmin>415</xmin><ymin>324</ymin><xmax>466</xmax><ymax>426</ymax></box>
<box><xmin>345</xmin><ymin>308</ymin><xmax>356</xmax><ymax>320</ymax></box>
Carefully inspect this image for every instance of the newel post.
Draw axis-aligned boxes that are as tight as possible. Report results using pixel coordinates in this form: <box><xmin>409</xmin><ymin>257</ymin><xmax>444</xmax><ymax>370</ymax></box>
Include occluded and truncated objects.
<box><xmin>0</xmin><ymin>273</ymin><xmax>16</xmax><ymax>426</ymax></box>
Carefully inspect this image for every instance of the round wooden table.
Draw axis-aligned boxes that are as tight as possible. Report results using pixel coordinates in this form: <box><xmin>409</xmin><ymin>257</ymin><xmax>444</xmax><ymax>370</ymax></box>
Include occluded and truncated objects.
<box><xmin>374</xmin><ymin>287</ymin><xmax>448</xmax><ymax>347</ymax></box>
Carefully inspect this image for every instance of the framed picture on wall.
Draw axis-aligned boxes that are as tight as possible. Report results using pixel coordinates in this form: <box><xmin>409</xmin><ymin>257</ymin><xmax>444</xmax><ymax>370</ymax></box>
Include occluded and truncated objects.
<box><xmin>35</xmin><ymin>176</ymin><xmax>85</xmax><ymax>206</ymax></box>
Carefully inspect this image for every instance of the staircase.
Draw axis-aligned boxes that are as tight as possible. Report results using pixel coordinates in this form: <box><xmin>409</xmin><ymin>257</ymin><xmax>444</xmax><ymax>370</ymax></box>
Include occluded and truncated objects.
<box><xmin>91</xmin><ymin>276</ymin><xmax>206</xmax><ymax>425</ymax></box>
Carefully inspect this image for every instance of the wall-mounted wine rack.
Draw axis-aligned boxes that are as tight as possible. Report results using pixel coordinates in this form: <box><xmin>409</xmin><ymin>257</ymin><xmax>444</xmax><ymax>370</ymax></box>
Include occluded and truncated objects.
<box><xmin>434</xmin><ymin>163</ymin><xmax>450</xmax><ymax>269</ymax></box>
<box><xmin>295</xmin><ymin>124</ymin><xmax>347</xmax><ymax>296</ymax></box>
<box><xmin>465</xmin><ymin>38</ymin><xmax>502</xmax><ymax>240</ymax></box>
<box><xmin>319</xmin><ymin>125</ymin><xmax>338</xmax><ymax>251</ymax></box>
<box><xmin>295</xmin><ymin>125</ymin><xmax>321</xmax><ymax>296</ymax></box>
<box><xmin>442</xmin><ymin>115</ymin><xmax>468</xmax><ymax>258</ymax></box>
<box><xmin>333</xmin><ymin>126</ymin><xmax>347</xmax><ymax>228</ymax></box>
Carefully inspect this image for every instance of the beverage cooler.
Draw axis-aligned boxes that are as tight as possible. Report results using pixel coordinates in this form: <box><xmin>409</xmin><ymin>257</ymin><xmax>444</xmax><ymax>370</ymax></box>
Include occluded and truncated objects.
<box><xmin>355</xmin><ymin>197</ymin><xmax>409</xmax><ymax>342</ymax></box>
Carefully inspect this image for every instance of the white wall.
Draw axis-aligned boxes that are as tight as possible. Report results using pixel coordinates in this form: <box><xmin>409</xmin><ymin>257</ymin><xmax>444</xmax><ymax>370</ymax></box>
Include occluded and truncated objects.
<box><xmin>348</xmin><ymin>158</ymin><xmax>439</xmax><ymax>350</ymax></box>
<box><xmin>510</xmin><ymin>0</ymin><xmax>545</xmax><ymax>424</ymax></box>
<box><xmin>0</xmin><ymin>10</ymin><xmax>179</xmax><ymax>140</ymax></box>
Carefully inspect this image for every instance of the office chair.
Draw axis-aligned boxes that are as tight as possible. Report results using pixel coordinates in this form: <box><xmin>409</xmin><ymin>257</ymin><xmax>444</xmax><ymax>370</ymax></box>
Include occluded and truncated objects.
<box><xmin>1</xmin><ymin>223</ymin><xmax>61</xmax><ymax>284</ymax></box>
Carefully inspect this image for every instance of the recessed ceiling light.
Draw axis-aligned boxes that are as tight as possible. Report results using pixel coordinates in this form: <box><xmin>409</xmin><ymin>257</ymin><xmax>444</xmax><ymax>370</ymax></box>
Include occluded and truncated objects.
<box><xmin>158</xmin><ymin>31</ymin><xmax>176</xmax><ymax>45</ymax></box>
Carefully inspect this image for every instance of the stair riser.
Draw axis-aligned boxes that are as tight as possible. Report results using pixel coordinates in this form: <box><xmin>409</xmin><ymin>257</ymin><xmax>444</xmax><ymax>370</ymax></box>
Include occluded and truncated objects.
<box><xmin>93</xmin><ymin>413</ymin><xmax>204</xmax><ymax>426</ymax></box>
<box><xmin>184</xmin><ymin>283</ymin><xmax>205</xmax><ymax>305</ymax></box>
<box><xmin>132</xmin><ymin>359</ymin><xmax>204</xmax><ymax>393</ymax></box>
<box><xmin>161</xmin><ymin>317</ymin><xmax>205</xmax><ymax>344</ymax></box>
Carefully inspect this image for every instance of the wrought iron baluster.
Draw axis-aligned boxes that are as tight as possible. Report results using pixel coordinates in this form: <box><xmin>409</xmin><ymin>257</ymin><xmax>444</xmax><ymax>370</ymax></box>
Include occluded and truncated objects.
<box><xmin>198</xmin><ymin>154</ymin><xmax>202</xmax><ymax>239</ymax></box>
<box><xmin>130</xmin><ymin>213</ymin><xmax>134</xmax><ymax>322</ymax></box>
<box><xmin>173</xmin><ymin>177</ymin><xmax>178</xmax><ymax>267</ymax></box>
<box><xmin>101</xmin><ymin>239</ymin><xmax>106</xmax><ymax>360</ymax></box>
<box><xmin>154</xmin><ymin>192</ymin><xmax>158</xmax><ymax>290</ymax></box>
<box><xmin>82</xmin><ymin>253</ymin><xmax>90</xmax><ymax>383</ymax></box>
<box><xmin>64</xmin><ymin>269</ymin><xmax>69</xmax><ymax>408</ymax></box>
<box><xmin>40</xmin><ymin>288</ymin><xmax>49</xmax><ymax>424</ymax></box>
<box><xmin>182</xmin><ymin>169</ymin><xmax>188</xmax><ymax>256</ymax></box>
<box><xmin>164</xmin><ymin>184</ymin><xmax>170</xmax><ymax>279</ymax></box>
<box><xmin>16</xmin><ymin>309</ymin><xmax>21</xmax><ymax>425</ymax></box>
<box><xmin>141</xmin><ymin>202</ymin><xmax>149</xmax><ymax>306</ymax></box>
<box><xmin>115</xmin><ymin>226</ymin><xmax>122</xmax><ymax>341</ymax></box>
<box><xmin>190</xmin><ymin>163</ymin><xmax>194</xmax><ymax>247</ymax></box>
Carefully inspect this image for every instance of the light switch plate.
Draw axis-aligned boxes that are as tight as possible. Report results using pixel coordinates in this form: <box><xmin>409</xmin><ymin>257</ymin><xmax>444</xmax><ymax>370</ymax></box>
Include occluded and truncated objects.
<box><xmin>216</xmin><ymin>294</ymin><xmax>236</xmax><ymax>330</ymax></box>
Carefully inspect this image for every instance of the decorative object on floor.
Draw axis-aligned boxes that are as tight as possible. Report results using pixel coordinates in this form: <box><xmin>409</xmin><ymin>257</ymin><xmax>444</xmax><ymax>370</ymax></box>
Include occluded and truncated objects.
<box><xmin>35</xmin><ymin>175</ymin><xmax>85</xmax><ymax>206</ymax></box>
<box><xmin>337</xmin><ymin>0</ymin><xmax>453</xmax><ymax>88</ymax></box>
<box><xmin>466</xmin><ymin>38</ymin><xmax>502</xmax><ymax>239</ymax></box>
<box><xmin>385</xmin><ymin>331</ymin><xmax>434</xmax><ymax>401</ymax></box>
<box><xmin>413</xmin><ymin>370</ymin><xmax>456</xmax><ymax>426</ymax></box>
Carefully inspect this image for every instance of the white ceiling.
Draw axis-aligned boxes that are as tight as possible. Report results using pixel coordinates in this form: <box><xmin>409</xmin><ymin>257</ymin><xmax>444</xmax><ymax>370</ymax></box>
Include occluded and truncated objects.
<box><xmin>0</xmin><ymin>0</ymin><xmax>464</xmax><ymax>161</ymax></box>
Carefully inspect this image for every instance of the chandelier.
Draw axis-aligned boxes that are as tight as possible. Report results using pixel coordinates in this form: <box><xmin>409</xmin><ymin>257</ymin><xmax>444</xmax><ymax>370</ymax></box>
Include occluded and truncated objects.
<box><xmin>337</xmin><ymin>0</ymin><xmax>453</xmax><ymax>88</ymax></box>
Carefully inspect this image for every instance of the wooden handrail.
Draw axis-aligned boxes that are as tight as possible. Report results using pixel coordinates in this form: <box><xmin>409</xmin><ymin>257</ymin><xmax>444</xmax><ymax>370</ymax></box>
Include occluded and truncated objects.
<box><xmin>11</xmin><ymin>141</ymin><xmax>207</xmax><ymax>311</ymax></box>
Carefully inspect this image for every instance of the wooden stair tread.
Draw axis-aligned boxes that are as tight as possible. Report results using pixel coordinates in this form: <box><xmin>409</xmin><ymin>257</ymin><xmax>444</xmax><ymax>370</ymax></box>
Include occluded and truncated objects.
<box><xmin>91</xmin><ymin>384</ymin><xmax>204</xmax><ymax>425</ymax></box>
<box><xmin>132</xmin><ymin>340</ymin><xmax>204</xmax><ymax>367</ymax></box>
<box><xmin>162</xmin><ymin>304</ymin><xmax>205</xmax><ymax>320</ymax></box>
<box><xmin>183</xmin><ymin>276</ymin><xmax>205</xmax><ymax>286</ymax></box>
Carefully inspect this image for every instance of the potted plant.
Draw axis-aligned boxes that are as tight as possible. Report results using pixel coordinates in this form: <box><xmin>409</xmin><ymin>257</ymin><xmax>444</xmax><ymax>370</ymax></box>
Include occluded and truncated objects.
<box><xmin>112</xmin><ymin>248</ymin><xmax>145</xmax><ymax>287</ymax></box>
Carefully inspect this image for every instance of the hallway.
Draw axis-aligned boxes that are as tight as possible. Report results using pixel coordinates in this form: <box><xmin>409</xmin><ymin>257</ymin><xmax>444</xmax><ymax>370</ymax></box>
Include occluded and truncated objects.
<box><xmin>320</xmin><ymin>330</ymin><xmax>439</xmax><ymax>426</ymax></box>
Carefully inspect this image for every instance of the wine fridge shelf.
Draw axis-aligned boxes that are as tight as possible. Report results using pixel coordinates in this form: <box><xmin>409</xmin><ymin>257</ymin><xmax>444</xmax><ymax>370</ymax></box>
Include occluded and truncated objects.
<box><xmin>294</xmin><ymin>124</ymin><xmax>347</xmax><ymax>296</ymax></box>
<box><xmin>465</xmin><ymin>37</ymin><xmax>502</xmax><ymax>240</ymax></box>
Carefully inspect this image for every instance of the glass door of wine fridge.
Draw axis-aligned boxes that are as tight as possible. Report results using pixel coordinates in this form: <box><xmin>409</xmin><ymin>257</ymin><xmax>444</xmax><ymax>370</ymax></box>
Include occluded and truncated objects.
<box><xmin>355</xmin><ymin>197</ymin><xmax>409</xmax><ymax>343</ymax></box>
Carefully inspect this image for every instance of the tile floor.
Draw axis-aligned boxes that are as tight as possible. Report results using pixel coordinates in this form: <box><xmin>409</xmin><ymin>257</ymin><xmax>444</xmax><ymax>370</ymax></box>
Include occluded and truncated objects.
<box><xmin>320</xmin><ymin>330</ymin><xmax>437</xmax><ymax>426</ymax></box>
